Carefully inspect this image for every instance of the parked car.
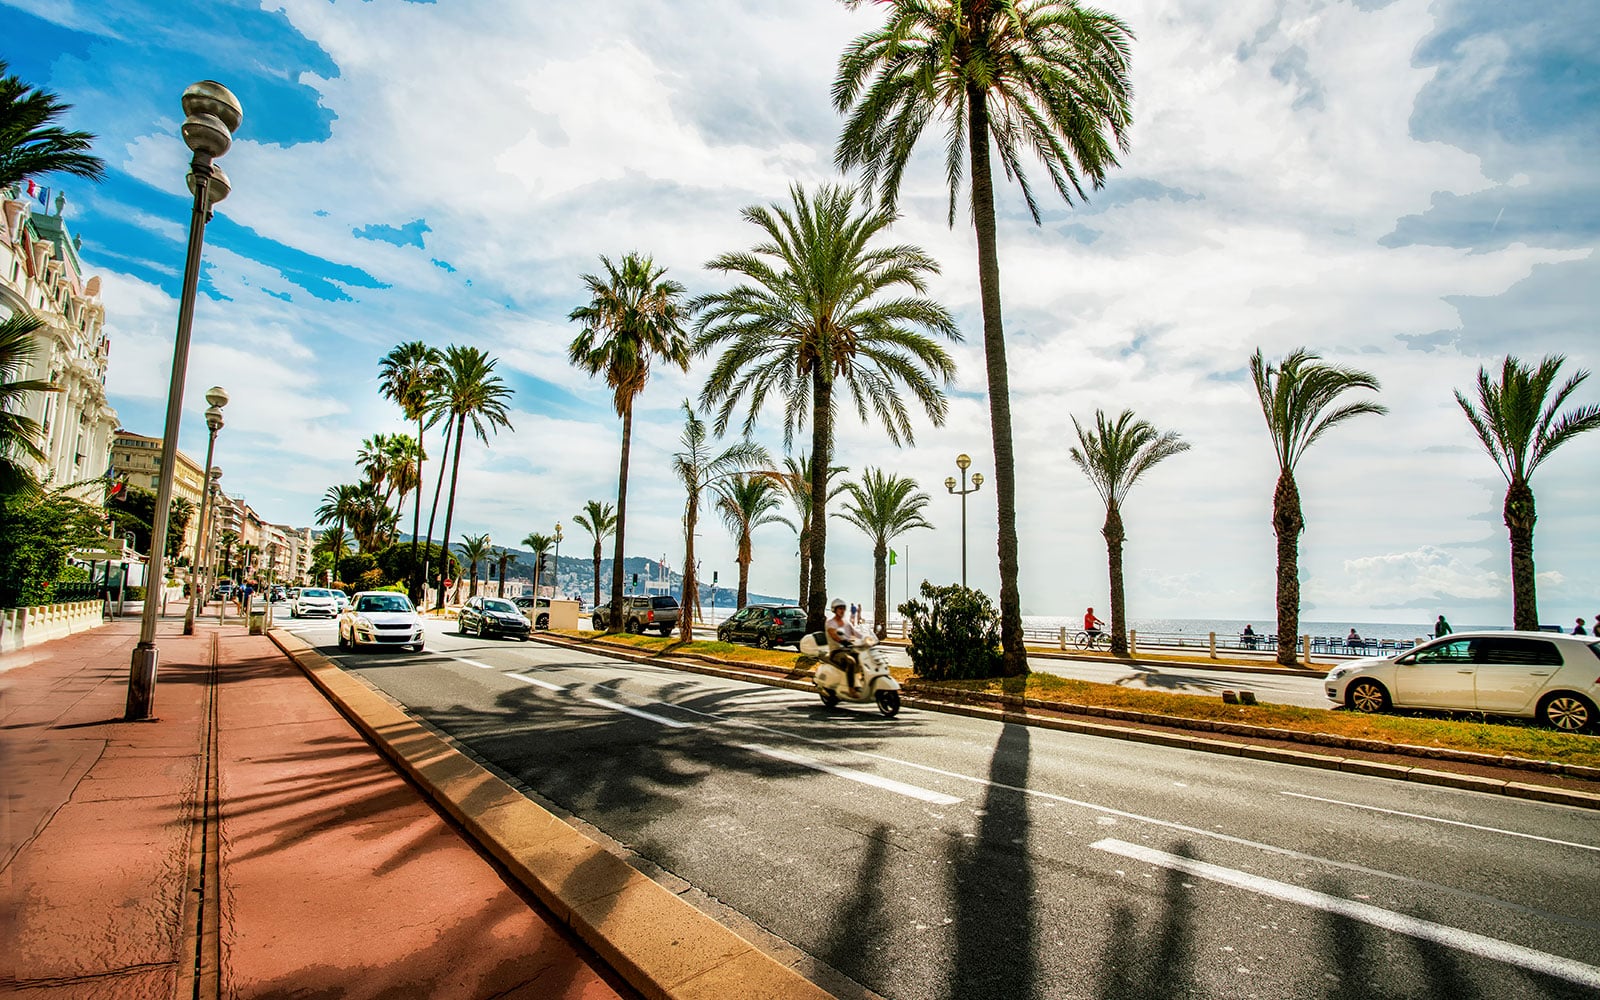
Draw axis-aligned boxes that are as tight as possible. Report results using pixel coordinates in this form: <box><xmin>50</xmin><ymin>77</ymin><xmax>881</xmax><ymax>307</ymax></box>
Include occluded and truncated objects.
<box><xmin>513</xmin><ymin>595</ymin><xmax>552</xmax><ymax>629</ymax></box>
<box><xmin>291</xmin><ymin>587</ymin><xmax>338</xmax><ymax>618</ymax></box>
<box><xmin>211</xmin><ymin>581</ymin><xmax>236</xmax><ymax>601</ymax></box>
<box><xmin>458</xmin><ymin>595</ymin><xmax>532</xmax><ymax>640</ymax></box>
<box><xmin>338</xmin><ymin>591</ymin><xmax>425</xmax><ymax>652</ymax></box>
<box><xmin>1324</xmin><ymin>630</ymin><xmax>1600</xmax><ymax>731</ymax></box>
<box><xmin>590</xmin><ymin>595</ymin><xmax>679</xmax><ymax>635</ymax></box>
<box><xmin>717</xmin><ymin>604</ymin><xmax>808</xmax><ymax>649</ymax></box>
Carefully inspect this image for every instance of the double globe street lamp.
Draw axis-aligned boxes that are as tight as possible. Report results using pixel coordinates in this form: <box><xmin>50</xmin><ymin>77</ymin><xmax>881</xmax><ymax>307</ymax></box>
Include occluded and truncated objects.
<box><xmin>945</xmin><ymin>453</ymin><xmax>984</xmax><ymax>589</ymax></box>
<box><xmin>183</xmin><ymin>387</ymin><xmax>227</xmax><ymax>635</ymax></box>
<box><xmin>126</xmin><ymin>81</ymin><xmax>242</xmax><ymax>721</ymax></box>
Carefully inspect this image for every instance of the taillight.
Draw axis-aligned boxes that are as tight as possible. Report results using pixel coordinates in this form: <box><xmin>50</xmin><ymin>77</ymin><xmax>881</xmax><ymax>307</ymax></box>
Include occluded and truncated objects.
<box><xmin>773</xmin><ymin>617</ymin><xmax>781</xmax><ymax>625</ymax></box>
<box><xmin>647</xmin><ymin>610</ymin><xmax>654</xmax><ymax>622</ymax></box>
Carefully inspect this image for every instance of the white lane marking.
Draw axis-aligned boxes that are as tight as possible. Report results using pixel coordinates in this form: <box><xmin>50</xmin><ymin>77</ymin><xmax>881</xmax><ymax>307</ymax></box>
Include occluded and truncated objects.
<box><xmin>586</xmin><ymin>698</ymin><xmax>695</xmax><ymax>728</ymax></box>
<box><xmin>1280</xmin><ymin>791</ymin><xmax>1600</xmax><ymax>853</ymax></box>
<box><xmin>1091</xmin><ymin>838</ymin><xmax>1600</xmax><ymax>990</ymax></box>
<box><xmin>508</xmin><ymin>672</ymin><xmax>565</xmax><ymax>692</ymax></box>
<box><xmin>455</xmin><ymin>658</ymin><xmax>496</xmax><ymax>670</ymax></box>
<box><xmin>741</xmin><ymin>743</ymin><xmax>962</xmax><ymax>805</ymax></box>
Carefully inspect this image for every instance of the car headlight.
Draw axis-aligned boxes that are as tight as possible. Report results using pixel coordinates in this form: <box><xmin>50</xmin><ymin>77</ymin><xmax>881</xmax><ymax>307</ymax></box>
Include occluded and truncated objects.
<box><xmin>355</xmin><ymin>616</ymin><xmax>374</xmax><ymax>632</ymax></box>
<box><xmin>1327</xmin><ymin>666</ymin><xmax>1355</xmax><ymax>680</ymax></box>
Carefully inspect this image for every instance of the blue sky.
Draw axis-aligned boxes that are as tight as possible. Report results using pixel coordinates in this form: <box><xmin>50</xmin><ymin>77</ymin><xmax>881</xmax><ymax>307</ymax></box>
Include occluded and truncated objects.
<box><xmin>6</xmin><ymin>0</ymin><xmax>1597</xmax><ymax>625</ymax></box>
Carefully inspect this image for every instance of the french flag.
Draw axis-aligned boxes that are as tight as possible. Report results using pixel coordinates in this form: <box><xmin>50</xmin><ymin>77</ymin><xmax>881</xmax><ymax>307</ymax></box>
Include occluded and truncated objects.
<box><xmin>25</xmin><ymin>179</ymin><xmax>51</xmax><ymax>208</ymax></box>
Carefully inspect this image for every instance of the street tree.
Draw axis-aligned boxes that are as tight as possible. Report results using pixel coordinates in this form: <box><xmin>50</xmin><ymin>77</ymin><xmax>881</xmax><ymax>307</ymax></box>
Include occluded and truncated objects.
<box><xmin>713</xmin><ymin>473</ymin><xmax>793</xmax><ymax>610</ymax></box>
<box><xmin>834</xmin><ymin>0</ymin><xmax>1136</xmax><ymax>675</ymax></box>
<box><xmin>459</xmin><ymin>533</ymin><xmax>492</xmax><ymax>598</ymax></box>
<box><xmin>839</xmin><ymin>468</ymin><xmax>933</xmax><ymax>639</ymax></box>
<box><xmin>522</xmin><ymin>532</ymin><xmax>555</xmax><ymax>595</ymax></box>
<box><xmin>430</xmin><ymin>346</ymin><xmax>513</xmax><ymax>608</ymax></box>
<box><xmin>671</xmin><ymin>401</ymin><xmax>769</xmax><ymax>640</ymax></box>
<box><xmin>1068</xmin><ymin>409</ymin><xmax>1189</xmax><ymax>657</ymax></box>
<box><xmin>770</xmin><ymin>451</ymin><xmax>847</xmax><ymax>611</ymax></box>
<box><xmin>315</xmin><ymin>484</ymin><xmax>362</xmax><ymax>567</ymax></box>
<box><xmin>0</xmin><ymin>59</ymin><xmax>105</xmax><ymax>190</ymax></box>
<box><xmin>572</xmin><ymin>500</ymin><xmax>617</xmax><ymax>610</ymax></box>
<box><xmin>378</xmin><ymin>340</ymin><xmax>443</xmax><ymax>597</ymax></box>
<box><xmin>568</xmin><ymin>253</ymin><xmax>693</xmax><ymax>632</ymax></box>
<box><xmin>0</xmin><ymin>311</ymin><xmax>56</xmax><ymax>496</ymax></box>
<box><xmin>1251</xmin><ymin>349</ymin><xmax>1386</xmax><ymax>666</ymax></box>
<box><xmin>1455</xmin><ymin>354</ymin><xmax>1600</xmax><ymax>630</ymax></box>
<box><xmin>693</xmin><ymin>183</ymin><xmax>957</xmax><ymax>632</ymax></box>
<box><xmin>490</xmin><ymin>546</ymin><xmax>517</xmax><ymax>598</ymax></box>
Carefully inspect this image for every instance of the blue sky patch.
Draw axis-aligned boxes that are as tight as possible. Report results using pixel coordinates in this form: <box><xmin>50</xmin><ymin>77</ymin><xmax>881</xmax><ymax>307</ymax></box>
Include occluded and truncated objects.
<box><xmin>354</xmin><ymin>218</ymin><xmax>431</xmax><ymax>249</ymax></box>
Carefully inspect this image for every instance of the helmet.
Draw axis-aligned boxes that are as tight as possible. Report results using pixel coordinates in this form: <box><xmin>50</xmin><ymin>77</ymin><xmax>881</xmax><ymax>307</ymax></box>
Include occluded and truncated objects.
<box><xmin>831</xmin><ymin>597</ymin><xmax>847</xmax><ymax>610</ymax></box>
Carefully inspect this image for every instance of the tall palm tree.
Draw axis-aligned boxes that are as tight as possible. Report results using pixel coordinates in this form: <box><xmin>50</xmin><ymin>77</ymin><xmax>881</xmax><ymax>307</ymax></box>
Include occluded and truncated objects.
<box><xmin>459</xmin><ymin>532</ymin><xmax>492</xmax><ymax>598</ymax></box>
<box><xmin>1456</xmin><ymin>355</ymin><xmax>1600</xmax><ymax>630</ymax></box>
<box><xmin>693</xmin><ymin>183</ymin><xmax>958</xmax><ymax>633</ymax></box>
<box><xmin>569</xmin><ymin>252</ymin><xmax>693</xmax><ymax>632</ymax></box>
<box><xmin>431</xmin><ymin>346</ymin><xmax>514</xmax><ymax>608</ymax></box>
<box><xmin>839</xmin><ymin>468</ymin><xmax>933</xmax><ymax>639</ymax></box>
<box><xmin>315</xmin><ymin>484</ymin><xmax>362</xmax><ymax>566</ymax></box>
<box><xmin>714</xmin><ymin>473</ymin><xmax>794</xmax><ymax>610</ymax></box>
<box><xmin>383</xmin><ymin>433</ymin><xmax>421</xmax><ymax>527</ymax></box>
<box><xmin>572</xmin><ymin>500</ymin><xmax>617</xmax><ymax>609</ymax></box>
<box><xmin>217</xmin><ymin>529</ymin><xmax>239</xmax><ymax>579</ymax></box>
<box><xmin>0</xmin><ymin>311</ymin><xmax>57</xmax><ymax>496</ymax></box>
<box><xmin>356</xmin><ymin>433</ymin><xmax>393</xmax><ymax>495</ymax></box>
<box><xmin>0</xmin><ymin>60</ymin><xmax>106</xmax><ymax>190</ymax></box>
<box><xmin>491</xmin><ymin>546</ymin><xmax>518</xmax><ymax>598</ymax></box>
<box><xmin>345</xmin><ymin>482</ymin><xmax>394</xmax><ymax>551</ymax></box>
<box><xmin>671</xmin><ymin>401</ymin><xmax>769</xmax><ymax>639</ymax></box>
<box><xmin>1251</xmin><ymin>349</ymin><xmax>1386</xmax><ymax>665</ymax></box>
<box><xmin>522</xmin><ymin>532</ymin><xmax>555</xmax><ymax>595</ymax></box>
<box><xmin>379</xmin><ymin>341</ymin><xmax>443</xmax><ymax>597</ymax></box>
<box><xmin>770</xmin><ymin>451</ymin><xmax>848</xmax><ymax>610</ymax></box>
<box><xmin>1068</xmin><ymin>409</ymin><xmax>1190</xmax><ymax>657</ymax></box>
<box><xmin>835</xmin><ymin>0</ymin><xmax>1135</xmax><ymax>676</ymax></box>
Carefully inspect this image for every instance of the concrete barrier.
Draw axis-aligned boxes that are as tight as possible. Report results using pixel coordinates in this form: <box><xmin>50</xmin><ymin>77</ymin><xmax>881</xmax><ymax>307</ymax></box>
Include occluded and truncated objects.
<box><xmin>0</xmin><ymin>600</ymin><xmax>106</xmax><ymax>655</ymax></box>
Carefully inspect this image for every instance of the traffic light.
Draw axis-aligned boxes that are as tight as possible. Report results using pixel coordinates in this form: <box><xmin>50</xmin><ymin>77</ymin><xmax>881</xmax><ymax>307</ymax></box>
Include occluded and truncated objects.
<box><xmin>712</xmin><ymin>570</ymin><xmax>718</xmax><ymax>584</ymax></box>
<box><xmin>632</xmin><ymin>572</ymin><xmax>638</xmax><ymax>585</ymax></box>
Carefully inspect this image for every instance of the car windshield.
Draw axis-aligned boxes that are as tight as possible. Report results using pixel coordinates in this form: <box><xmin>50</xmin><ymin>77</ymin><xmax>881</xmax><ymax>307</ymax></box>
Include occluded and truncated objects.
<box><xmin>332</xmin><ymin>590</ymin><xmax>348</xmax><ymax>599</ymax></box>
<box><xmin>483</xmin><ymin>599</ymin><xmax>518</xmax><ymax>613</ymax></box>
<box><xmin>356</xmin><ymin>595</ymin><xmax>413</xmax><ymax>613</ymax></box>
<box><xmin>303</xmin><ymin>589</ymin><xmax>331</xmax><ymax>598</ymax></box>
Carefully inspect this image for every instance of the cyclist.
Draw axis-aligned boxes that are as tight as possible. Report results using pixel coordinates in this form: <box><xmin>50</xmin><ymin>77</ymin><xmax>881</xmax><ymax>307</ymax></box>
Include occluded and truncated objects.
<box><xmin>1083</xmin><ymin>607</ymin><xmax>1105</xmax><ymax>642</ymax></box>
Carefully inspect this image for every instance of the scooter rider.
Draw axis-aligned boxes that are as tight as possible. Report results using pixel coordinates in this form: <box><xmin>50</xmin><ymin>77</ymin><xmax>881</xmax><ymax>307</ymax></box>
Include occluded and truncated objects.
<box><xmin>826</xmin><ymin>597</ymin><xmax>865</xmax><ymax>696</ymax></box>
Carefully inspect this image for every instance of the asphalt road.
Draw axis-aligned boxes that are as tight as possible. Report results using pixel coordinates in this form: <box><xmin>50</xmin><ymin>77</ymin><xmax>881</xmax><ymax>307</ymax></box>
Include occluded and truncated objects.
<box><xmin>284</xmin><ymin>619</ymin><xmax>1600</xmax><ymax>1000</ymax></box>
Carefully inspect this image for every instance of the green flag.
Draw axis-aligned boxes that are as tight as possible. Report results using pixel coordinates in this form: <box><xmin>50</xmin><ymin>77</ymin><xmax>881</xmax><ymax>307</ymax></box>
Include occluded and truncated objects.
<box><xmin>889</xmin><ymin>548</ymin><xmax>897</xmax><ymax>566</ymax></box>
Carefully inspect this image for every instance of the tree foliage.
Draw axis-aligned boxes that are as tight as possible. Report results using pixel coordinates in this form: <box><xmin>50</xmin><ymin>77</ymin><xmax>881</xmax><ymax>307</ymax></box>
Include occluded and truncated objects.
<box><xmin>0</xmin><ymin>487</ymin><xmax>105</xmax><ymax>607</ymax></box>
<box><xmin>898</xmin><ymin>581</ymin><xmax>1004</xmax><ymax>681</ymax></box>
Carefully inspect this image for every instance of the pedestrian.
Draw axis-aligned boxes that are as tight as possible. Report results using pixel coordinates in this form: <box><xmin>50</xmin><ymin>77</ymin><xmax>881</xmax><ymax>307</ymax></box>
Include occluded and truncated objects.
<box><xmin>1434</xmin><ymin>614</ymin><xmax>1452</xmax><ymax>637</ymax></box>
<box><xmin>1575</xmin><ymin>618</ymin><xmax>1588</xmax><ymax>636</ymax></box>
<box><xmin>1593</xmin><ymin>616</ymin><xmax>1599</xmax><ymax>638</ymax></box>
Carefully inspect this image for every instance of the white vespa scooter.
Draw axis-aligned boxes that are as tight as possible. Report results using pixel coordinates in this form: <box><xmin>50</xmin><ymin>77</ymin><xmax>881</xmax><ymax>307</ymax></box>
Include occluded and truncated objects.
<box><xmin>798</xmin><ymin>630</ymin><xmax>902</xmax><ymax>717</ymax></box>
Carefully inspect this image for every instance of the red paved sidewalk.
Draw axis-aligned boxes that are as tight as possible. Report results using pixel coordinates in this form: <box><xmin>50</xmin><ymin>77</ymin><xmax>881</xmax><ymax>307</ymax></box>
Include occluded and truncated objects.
<box><xmin>1</xmin><ymin>615</ymin><xmax>629</xmax><ymax>999</ymax></box>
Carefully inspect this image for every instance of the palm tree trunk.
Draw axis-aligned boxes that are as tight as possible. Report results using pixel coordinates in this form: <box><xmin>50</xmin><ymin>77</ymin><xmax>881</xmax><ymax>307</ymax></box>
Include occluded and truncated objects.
<box><xmin>806</xmin><ymin>372</ymin><xmax>833</xmax><ymax>632</ymax></box>
<box><xmin>797</xmin><ymin>518</ymin><xmax>811</xmax><ymax>613</ymax></box>
<box><xmin>679</xmin><ymin>489</ymin><xmax>698</xmax><ymax>642</ymax></box>
<box><xmin>436</xmin><ymin>413</ymin><xmax>467</xmax><ymax>610</ymax></box>
<box><xmin>409</xmin><ymin>413</ymin><xmax>425</xmax><ymax>598</ymax></box>
<box><xmin>419</xmin><ymin>420</ymin><xmax>454</xmax><ymax>599</ymax></box>
<box><xmin>608</xmin><ymin>404</ymin><xmax>632</xmax><ymax>633</ymax></box>
<box><xmin>591</xmin><ymin>539</ymin><xmax>602</xmax><ymax>610</ymax></box>
<box><xmin>873</xmin><ymin>537</ymin><xmax>888</xmax><ymax>640</ymax></box>
<box><xmin>737</xmin><ymin>530</ymin><xmax>751</xmax><ymax>609</ymax></box>
<box><xmin>966</xmin><ymin>84</ymin><xmax>1027</xmax><ymax>677</ymax></box>
<box><xmin>1272</xmin><ymin>471</ymin><xmax>1304</xmax><ymax>666</ymax></box>
<box><xmin>1103</xmin><ymin>503</ymin><xmax>1128</xmax><ymax>657</ymax></box>
<box><xmin>1504</xmin><ymin>479</ymin><xmax>1539</xmax><ymax>630</ymax></box>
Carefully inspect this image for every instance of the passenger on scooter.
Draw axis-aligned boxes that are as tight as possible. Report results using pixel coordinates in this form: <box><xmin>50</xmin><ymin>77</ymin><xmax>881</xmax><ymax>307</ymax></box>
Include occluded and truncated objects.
<box><xmin>826</xmin><ymin>597</ymin><xmax>865</xmax><ymax>696</ymax></box>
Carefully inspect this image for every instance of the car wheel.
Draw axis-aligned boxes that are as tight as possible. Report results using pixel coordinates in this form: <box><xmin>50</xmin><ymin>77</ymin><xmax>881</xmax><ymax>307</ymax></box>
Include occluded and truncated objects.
<box><xmin>1539</xmin><ymin>693</ymin><xmax>1594</xmax><ymax>732</ymax></box>
<box><xmin>659</xmin><ymin>625</ymin><xmax>673</xmax><ymax>636</ymax></box>
<box><xmin>592</xmin><ymin>613</ymin><xmax>605</xmax><ymax>630</ymax></box>
<box><xmin>536</xmin><ymin>613</ymin><xmax>549</xmax><ymax>630</ymax></box>
<box><xmin>627</xmin><ymin>618</ymin><xmax>642</xmax><ymax>634</ymax></box>
<box><xmin>757</xmin><ymin>633</ymin><xmax>773</xmax><ymax>649</ymax></box>
<box><xmin>875</xmin><ymin>690</ymin><xmax>901</xmax><ymax>718</ymax></box>
<box><xmin>1347</xmin><ymin>679</ymin><xmax>1390</xmax><ymax>714</ymax></box>
<box><xmin>820</xmin><ymin>691</ymin><xmax>840</xmax><ymax>708</ymax></box>
<box><xmin>337</xmin><ymin>627</ymin><xmax>349</xmax><ymax>650</ymax></box>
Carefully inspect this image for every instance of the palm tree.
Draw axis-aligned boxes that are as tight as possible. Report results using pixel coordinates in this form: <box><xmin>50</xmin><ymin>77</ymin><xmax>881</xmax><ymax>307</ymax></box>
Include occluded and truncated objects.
<box><xmin>0</xmin><ymin>311</ymin><xmax>57</xmax><ymax>496</ymax></box>
<box><xmin>345</xmin><ymin>482</ymin><xmax>394</xmax><ymax>551</ymax></box>
<box><xmin>217</xmin><ymin>530</ymin><xmax>239</xmax><ymax>580</ymax></box>
<box><xmin>834</xmin><ymin>0</ymin><xmax>1135</xmax><ymax>676</ymax></box>
<box><xmin>431</xmin><ymin>346</ymin><xmax>514</xmax><ymax>608</ymax></box>
<box><xmin>1455</xmin><ymin>355</ymin><xmax>1600</xmax><ymax>630</ymax></box>
<box><xmin>839</xmin><ymin>468</ymin><xmax>933</xmax><ymax>639</ymax></box>
<box><xmin>491</xmin><ymin>546</ymin><xmax>518</xmax><ymax>598</ymax></box>
<box><xmin>1251</xmin><ymin>349</ymin><xmax>1387</xmax><ymax>665</ymax></box>
<box><xmin>356</xmin><ymin>433</ymin><xmax>393</xmax><ymax>495</ymax></box>
<box><xmin>522</xmin><ymin>532</ymin><xmax>555</xmax><ymax>595</ymax></box>
<box><xmin>569</xmin><ymin>253</ymin><xmax>693</xmax><ymax>632</ymax></box>
<box><xmin>315</xmin><ymin>484</ymin><xmax>362</xmax><ymax>566</ymax></box>
<box><xmin>1068</xmin><ymin>409</ymin><xmax>1190</xmax><ymax>657</ymax></box>
<box><xmin>383</xmin><ymin>433</ymin><xmax>421</xmax><ymax>528</ymax></box>
<box><xmin>459</xmin><ymin>533</ymin><xmax>492</xmax><ymax>598</ymax></box>
<box><xmin>0</xmin><ymin>60</ymin><xmax>106</xmax><ymax>190</ymax></box>
<box><xmin>379</xmin><ymin>341</ymin><xmax>443</xmax><ymax>597</ymax></box>
<box><xmin>671</xmin><ymin>401</ymin><xmax>769</xmax><ymax>639</ymax></box>
<box><xmin>572</xmin><ymin>500</ymin><xmax>617</xmax><ymax>609</ymax></box>
<box><xmin>693</xmin><ymin>183</ymin><xmax>958</xmax><ymax>633</ymax></box>
<box><xmin>714</xmin><ymin>473</ymin><xmax>794</xmax><ymax>610</ymax></box>
<box><xmin>770</xmin><ymin>451</ymin><xmax>848</xmax><ymax>610</ymax></box>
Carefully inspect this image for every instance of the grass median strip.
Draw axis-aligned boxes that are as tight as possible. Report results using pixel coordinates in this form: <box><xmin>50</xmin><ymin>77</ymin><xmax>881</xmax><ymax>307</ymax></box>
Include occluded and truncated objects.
<box><xmin>555</xmin><ymin>629</ymin><xmax>1600</xmax><ymax>772</ymax></box>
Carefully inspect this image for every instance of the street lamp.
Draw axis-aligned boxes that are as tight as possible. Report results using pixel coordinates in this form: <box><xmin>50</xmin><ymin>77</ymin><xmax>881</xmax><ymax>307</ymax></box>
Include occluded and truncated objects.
<box><xmin>183</xmin><ymin>387</ymin><xmax>227</xmax><ymax>635</ymax></box>
<box><xmin>552</xmin><ymin>522</ymin><xmax>562</xmax><ymax>598</ymax></box>
<box><xmin>944</xmin><ymin>453</ymin><xmax>984</xmax><ymax>589</ymax></box>
<box><xmin>206</xmin><ymin>470</ymin><xmax>224</xmax><ymax>623</ymax></box>
<box><xmin>126</xmin><ymin>81</ymin><xmax>242</xmax><ymax>721</ymax></box>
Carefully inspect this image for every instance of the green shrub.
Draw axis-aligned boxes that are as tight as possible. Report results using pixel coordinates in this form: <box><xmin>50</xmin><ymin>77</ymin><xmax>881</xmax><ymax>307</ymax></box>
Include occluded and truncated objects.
<box><xmin>375</xmin><ymin>542</ymin><xmax>458</xmax><ymax>588</ymax></box>
<box><xmin>898</xmin><ymin>581</ymin><xmax>1005</xmax><ymax>681</ymax></box>
<box><xmin>372</xmin><ymin>582</ymin><xmax>408</xmax><ymax>594</ymax></box>
<box><xmin>124</xmin><ymin>585</ymin><xmax>146</xmax><ymax>600</ymax></box>
<box><xmin>337</xmin><ymin>553</ymin><xmax>378</xmax><ymax>584</ymax></box>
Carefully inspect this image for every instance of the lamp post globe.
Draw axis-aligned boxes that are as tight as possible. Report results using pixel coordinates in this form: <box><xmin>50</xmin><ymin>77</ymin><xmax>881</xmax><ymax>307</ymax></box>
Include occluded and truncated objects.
<box><xmin>127</xmin><ymin>82</ymin><xmax>241</xmax><ymax>720</ymax></box>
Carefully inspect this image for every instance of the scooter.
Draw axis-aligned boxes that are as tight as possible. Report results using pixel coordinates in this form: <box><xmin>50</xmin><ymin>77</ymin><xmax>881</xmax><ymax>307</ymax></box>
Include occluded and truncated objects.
<box><xmin>798</xmin><ymin>631</ymin><xmax>902</xmax><ymax>717</ymax></box>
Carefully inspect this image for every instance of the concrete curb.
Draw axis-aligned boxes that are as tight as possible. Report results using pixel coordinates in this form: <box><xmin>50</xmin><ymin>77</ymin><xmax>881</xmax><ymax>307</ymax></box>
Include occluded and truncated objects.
<box><xmin>537</xmin><ymin>632</ymin><xmax>1600</xmax><ymax>812</ymax></box>
<box><xmin>267</xmin><ymin>629</ymin><xmax>833</xmax><ymax>1000</ymax></box>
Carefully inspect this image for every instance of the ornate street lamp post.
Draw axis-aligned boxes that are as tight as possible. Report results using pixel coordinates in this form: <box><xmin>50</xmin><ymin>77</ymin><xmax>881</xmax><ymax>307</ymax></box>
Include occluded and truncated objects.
<box><xmin>552</xmin><ymin>522</ymin><xmax>562</xmax><ymax>598</ymax></box>
<box><xmin>126</xmin><ymin>81</ymin><xmax>242</xmax><ymax>721</ymax></box>
<box><xmin>183</xmin><ymin>387</ymin><xmax>227</xmax><ymax>635</ymax></box>
<box><xmin>944</xmin><ymin>453</ymin><xmax>984</xmax><ymax>590</ymax></box>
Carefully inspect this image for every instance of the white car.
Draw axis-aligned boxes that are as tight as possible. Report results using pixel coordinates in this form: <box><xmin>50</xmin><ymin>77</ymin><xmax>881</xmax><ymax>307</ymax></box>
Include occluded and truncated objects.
<box><xmin>331</xmin><ymin>589</ymin><xmax>350</xmax><ymax>613</ymax></box>
<box><xmin>338</xmin><ymin>591</ymin><xmax>425</xmax><ymax>652</ymax></box>
<box><xmin>291</xmin><ymin>587</ymin><xmax>338</xmax><ymax>619</ymax></box>
<box><xmin>1325</xmin><ymin>630</ymin><xmax>1600</xmax><ymax>731</ymax></box>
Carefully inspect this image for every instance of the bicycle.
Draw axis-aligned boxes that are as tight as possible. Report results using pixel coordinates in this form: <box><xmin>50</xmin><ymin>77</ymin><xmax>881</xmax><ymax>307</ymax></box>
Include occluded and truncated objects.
<box><xmin>1072</xmin><ymin>629</ymin><xmax>1111</xmax><ymax>651</ymax></box>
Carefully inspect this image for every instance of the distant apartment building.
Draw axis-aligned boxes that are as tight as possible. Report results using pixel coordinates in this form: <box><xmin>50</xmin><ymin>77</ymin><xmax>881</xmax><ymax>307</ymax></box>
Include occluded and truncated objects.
<box><xmin>110</xmin><ymin>430</ymin><xmax>208</xmax><ymax>557</ymax></box>
<box><xmin>0</xmin><ymin>187</ymin><xmax>118</xmax><ymax>495</ymax></box>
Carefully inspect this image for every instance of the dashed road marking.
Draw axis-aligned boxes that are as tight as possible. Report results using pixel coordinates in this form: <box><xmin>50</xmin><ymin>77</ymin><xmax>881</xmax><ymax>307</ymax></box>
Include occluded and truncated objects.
<box><xmin>1279</xmin><ymin>792</ymin><xmax>1600</xmax><ymax>852</ymax></box>
<box><xmin>508</xmin><ymin>672</ymin><xmax>565</xmax><ymax>692</ymax></box>
<box><xmin>741</xmin><ymin>743</ymin><xmax>962</xmax><ymax>805</ymax></box>
<box><xmin>585</xmin><ymin>697</ymin><xmax>694</xmax><ymax>728</ymax></box>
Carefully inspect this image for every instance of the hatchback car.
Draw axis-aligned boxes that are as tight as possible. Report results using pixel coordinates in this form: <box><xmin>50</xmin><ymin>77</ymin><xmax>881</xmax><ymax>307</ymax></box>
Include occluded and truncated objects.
<box><xmin>330</xmin><ymin>589</ymin><xmax>350</xmax><ymax>613</ymax></box>
<box><xmin>458</xmin><ymin>595</ymin><xmax>532</xmax><ymax>640</ymax></box>
<box><xmin>717</xmin><ymin>604</ymin><xmax>808</xmax><ymax>649</ymax></box>
<box><xmin>291</xmin><ymin>587</ymin><xmax>338</xmax><ymax>618</ymax></box>
<box><xmin>513</xmin><ymin>595</ymin><xmax>552</xmax><ymax>629</ymax></box>
<box><xmin>338</xmin><ymin>591</ymin><xmax>425</xmax><ymax>652</ymax></box>
<box><xmin>1325</xmin><ymin>630</ymin><xmax>1600</xmax><ymax>731</ymax></box>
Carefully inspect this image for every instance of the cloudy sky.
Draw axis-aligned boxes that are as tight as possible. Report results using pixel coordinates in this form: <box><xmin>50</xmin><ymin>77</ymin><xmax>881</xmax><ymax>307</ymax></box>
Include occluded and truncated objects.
<box><xmin>7</xmin><ymin>0</ymin><xmax>1596</xmax><ymax>626</ymax></box>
